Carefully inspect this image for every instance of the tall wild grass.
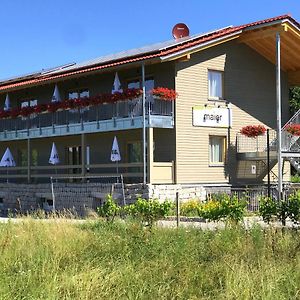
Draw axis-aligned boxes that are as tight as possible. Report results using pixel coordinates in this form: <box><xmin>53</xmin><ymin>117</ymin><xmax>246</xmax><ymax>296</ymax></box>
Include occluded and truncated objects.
<box><xmin>0</xmin><ymin>218</ymin><xmax>299</xmax><ymax>299</ymax></box>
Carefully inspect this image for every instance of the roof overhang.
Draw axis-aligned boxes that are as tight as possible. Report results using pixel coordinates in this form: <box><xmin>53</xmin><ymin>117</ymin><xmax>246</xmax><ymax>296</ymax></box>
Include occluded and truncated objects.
<box><xmin>237</xmin><ymin>19</ymin><xmax>300</xmax><ymax>86</ymax></box>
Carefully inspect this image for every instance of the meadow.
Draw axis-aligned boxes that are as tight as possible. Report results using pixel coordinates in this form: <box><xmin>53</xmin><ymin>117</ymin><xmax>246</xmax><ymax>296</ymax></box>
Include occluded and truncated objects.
<box><xmin>0</xmin><ymin>218</ymin><xmax>299</xmax><ymax>299</ymax></box>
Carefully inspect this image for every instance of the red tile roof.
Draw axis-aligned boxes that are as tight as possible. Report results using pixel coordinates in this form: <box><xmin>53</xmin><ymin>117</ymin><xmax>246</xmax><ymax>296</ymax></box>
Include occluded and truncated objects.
<box><xmin>0</xmin><ymin>14</ymin><xmax>297</xmax><ymax>92</ymax></box>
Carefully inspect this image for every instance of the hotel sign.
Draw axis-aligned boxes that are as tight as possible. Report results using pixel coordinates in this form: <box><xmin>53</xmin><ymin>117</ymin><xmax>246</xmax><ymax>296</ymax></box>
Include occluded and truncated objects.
<box><xmin>193</xmin><ymin>106</ymin><xmax>232</xmax><ymax>128</ymax></box>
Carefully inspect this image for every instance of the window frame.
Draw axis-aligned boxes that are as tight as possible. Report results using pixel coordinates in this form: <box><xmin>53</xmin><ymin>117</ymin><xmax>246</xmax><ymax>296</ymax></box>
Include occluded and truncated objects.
<box><xmin>67</xmin><ymin>88</ymin><xmax>90</xmax><ymax>100</ymax></box>
<box><xmin>207</xmin><ymin>69</ymin><xmax>224</xmax><ymax>101</ymax></box>
<box><xmin>209</xmin><ymin>135</ymin><xmax>226</xmax><ymax>166</ymax></box>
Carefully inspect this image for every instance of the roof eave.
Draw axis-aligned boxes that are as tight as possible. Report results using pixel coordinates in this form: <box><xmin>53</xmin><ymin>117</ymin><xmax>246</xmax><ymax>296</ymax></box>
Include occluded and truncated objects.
<box><xmin>160</xmin><ymin>31</ymin><xmax>242</xmax><ymax>61</ymax></box>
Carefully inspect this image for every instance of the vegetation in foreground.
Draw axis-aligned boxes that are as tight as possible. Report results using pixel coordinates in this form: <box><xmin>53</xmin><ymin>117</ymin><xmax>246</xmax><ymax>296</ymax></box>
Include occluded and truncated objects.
<box><xmin>0</xmin><ymin>219</ymin><xmax>300</xmax><ymax>299</ymax></box>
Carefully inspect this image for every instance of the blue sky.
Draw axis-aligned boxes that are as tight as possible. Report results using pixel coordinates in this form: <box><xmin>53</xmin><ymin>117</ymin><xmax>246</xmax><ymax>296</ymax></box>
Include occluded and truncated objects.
<box><xmin>0</xmin><ymin>0</ymin><xmax>299</xmax><ymax>80</ymax></box>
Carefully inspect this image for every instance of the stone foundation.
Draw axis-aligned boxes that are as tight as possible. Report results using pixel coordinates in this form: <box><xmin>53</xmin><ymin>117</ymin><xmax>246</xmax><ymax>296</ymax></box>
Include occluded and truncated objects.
<box><xmin>0</xmin><ymin>183</ymin><xmax>224</xmax><ymax>216</ymax></box>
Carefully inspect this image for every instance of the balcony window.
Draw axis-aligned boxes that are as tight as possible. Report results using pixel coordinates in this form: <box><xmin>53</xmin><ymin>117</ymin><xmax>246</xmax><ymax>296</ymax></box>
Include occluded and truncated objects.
<box><xmin>68</xmin><ymin>88</ymin><xmax>89</xmax><ymax>114</ymax></box>
<box><xmin>68</xmin><ymin>88</ymin><xmax>89</xmax><ymax>100</ymax></box>
<box><xmin>21</xmin><ymin>99</ymin><xmax>38</xmax><ymax>120</ymax></box>
<box><xmin>208</xmin><ymin>70</ymin><xmax>224</xmax><ymax>100</ymax></box>
<box><xmin>127</xmin><ymin>78</ymin><xmax>154</xmax><ymax>101</ymax></box>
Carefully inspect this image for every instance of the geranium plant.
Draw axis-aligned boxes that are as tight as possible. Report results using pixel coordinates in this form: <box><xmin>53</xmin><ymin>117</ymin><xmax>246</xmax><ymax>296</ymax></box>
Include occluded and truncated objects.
<box><xmin>286</xmin><ymin>124</ymin><xmax>300</xmax><ymax>136</ymax></box>
<box><xmin>151</xmin><ymin>87</ymin><xmax>177</xmax><ymax>101</ymax></box>
<box><xmin>0</xmin><ymin>87</ymin><xmax>177</xmax><ymax>120</ymax></box>
<box><xmin>240</xmin><ymin>125</ymin><xmax>266</xmax><ymax>138</ymax></box>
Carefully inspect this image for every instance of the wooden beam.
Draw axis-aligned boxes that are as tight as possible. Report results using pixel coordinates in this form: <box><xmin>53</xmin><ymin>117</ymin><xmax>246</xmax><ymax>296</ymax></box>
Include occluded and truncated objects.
<box><xmin>282</xmin><ymin>23</ymin><xmax>300</xmax><ymax>39</ymax></box>
<box><xmin>239</xmin><ymin>26</ymin><xmax>283</xmax><ymax>43</ymax></box>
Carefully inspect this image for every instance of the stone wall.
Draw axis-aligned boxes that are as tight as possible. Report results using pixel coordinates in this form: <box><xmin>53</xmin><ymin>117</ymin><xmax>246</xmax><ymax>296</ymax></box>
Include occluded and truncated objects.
<box><xmin>0</xmin><ymin>183</ymin><xmax>210</xmax><ymax>216</ymax></box>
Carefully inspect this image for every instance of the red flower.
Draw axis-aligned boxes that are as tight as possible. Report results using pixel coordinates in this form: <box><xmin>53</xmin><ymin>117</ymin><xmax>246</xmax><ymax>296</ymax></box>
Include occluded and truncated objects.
<box><xmin>0</xmin><ymin>110</ymin><xmax>10</xmax><ymax>118</ymax></box>
<box><xmin>286</xmin><ymin>124</ymin><xmax>300</xmax><ymax>136</ymax></box>
<box><xmin>151</xmin><ymin>87</ymin><xmax>177</xmax><ymax>101</ymax></box>
<box><xmin>47</xmin><ymin>102</ymin><xmax>61</xmax><ymax>113</ymax></box>
<box><xmin>10</xmin><ymin>108</ymin><xmax>22</xmax><ymax>118</ymax></box>
<box><xmin>240</xmin><ymin>125</ymin><xmax>266</xmax><ymax>138</ymax></box>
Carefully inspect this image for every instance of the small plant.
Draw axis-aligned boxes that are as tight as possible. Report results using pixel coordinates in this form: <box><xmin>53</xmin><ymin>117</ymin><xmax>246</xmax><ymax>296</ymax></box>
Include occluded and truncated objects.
<box><xmin>97</xmin><ymin>194</ymin><xmax>120</xmax><ymax>222</ymax></box>
<box><xmin>126</xmin><ymin>198</ymin><xmax>174</xmax><ymax>228</ymax></box>
<box><xmin>291</xmin><ymin>174</ymin><xmax>300</xmax><ymax>183</ymax></box>
<box><xmin>240</xmin><ymin>125</ymin><xmax>266</xmax><ymax>138</ymax></box>
<box><xmin>200</xmin><ymin>193</ymin><xmax>246</xmax><ymax>224</ymax></box>
<box><xmin>259</xmin><ymin>197</ymin><xmax>277</xmax><ymax>224</ymax></box>
<box><xmin>151</xmin><ymin>87</ymin><xmax>177</xmax><ymax>101</ymax></box>
<box><xmin>286</xmin><ymin>124</ymin><xmax>300</xmax><ymax>136</ymax></box>
<box><xmin>180</xmin><ymin>199</ymin><xmax>201</xmax><ymax>217</ymax></box>
<box><xmin>287</xmin><ymin>191</ymin><xmax>300</xmax><ymax>224</ymax></box>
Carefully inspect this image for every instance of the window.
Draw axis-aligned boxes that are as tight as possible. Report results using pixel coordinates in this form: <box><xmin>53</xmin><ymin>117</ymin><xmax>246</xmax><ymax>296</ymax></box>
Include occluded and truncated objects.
<box><xmin>209</xmin><ymin>136</ymin><xmax>226</xmax><ymax>164</ymax></box>
<box><xmin>68</xmin><ymin>88</ymin><xmax>89</xmax><ymax>100</ymax></box>
<box><xmin>127</xmin><ymin>78</ymin><xmax>154</xmax><ymax>101</ymax></box>
<box><xmin>68</xmin><ymin>88</ymin><xmax>89</xmax><ymax>114</ymax></box>
<box><xmin>208</xmin><ymin>70</ymin><xmax>223</xmax><ymax>100</ymax></box>
<box><xmin>21</xmin><ymin>99</ymin><xmax>38</xmax><ymax>120</ymax></box>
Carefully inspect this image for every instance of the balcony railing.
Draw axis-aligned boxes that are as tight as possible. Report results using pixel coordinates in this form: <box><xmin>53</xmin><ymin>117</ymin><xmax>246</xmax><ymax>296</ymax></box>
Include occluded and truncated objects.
<box><xmin>236</xmin><ymin>130</ymin><xmax>277</xmax><ymax>153</ymax></box>
<box><xmin>0</xmin><ymin>98</ymin><xmax>173</xmax><ymax>135</ymax></box>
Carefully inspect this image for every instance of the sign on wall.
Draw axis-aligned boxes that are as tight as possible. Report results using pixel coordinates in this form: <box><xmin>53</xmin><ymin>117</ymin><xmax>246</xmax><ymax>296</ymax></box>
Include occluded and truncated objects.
<box><xmin>192</xmin><ymin>106</ymin><xmax>232</xmax><ymax>128</ymax></box>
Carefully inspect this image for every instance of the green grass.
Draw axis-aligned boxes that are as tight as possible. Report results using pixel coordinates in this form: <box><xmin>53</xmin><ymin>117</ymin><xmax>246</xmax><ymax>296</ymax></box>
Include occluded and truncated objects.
<box><xmin>0</xmin><ymin>219</ymin><xmax>300</xmax><ymax>299</ymax></box>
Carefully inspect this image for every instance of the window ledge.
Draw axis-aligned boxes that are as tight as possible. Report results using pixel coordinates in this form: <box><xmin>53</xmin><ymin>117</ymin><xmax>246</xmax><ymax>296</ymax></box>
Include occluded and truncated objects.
<box><xmin>209</xmin><ymin>163</ymin><xmax>225</xmax><ymax>167</ymax></box>
<box><xmin>208</xmin><ymin>97</ymin><xmax>226</xmax><ymax>102</ymax></box>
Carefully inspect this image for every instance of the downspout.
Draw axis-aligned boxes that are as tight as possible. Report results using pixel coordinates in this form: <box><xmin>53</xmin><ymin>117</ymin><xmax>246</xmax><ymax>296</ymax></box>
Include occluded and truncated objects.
<box><xmin>276</xmin><ymin>32</ymin><xmax>283</xmax><ymax>199</ymax></box>
<box><xmin>142</xmin><ymin>63</ymin><xmax>146</xmax><ymax>184</ymax></box>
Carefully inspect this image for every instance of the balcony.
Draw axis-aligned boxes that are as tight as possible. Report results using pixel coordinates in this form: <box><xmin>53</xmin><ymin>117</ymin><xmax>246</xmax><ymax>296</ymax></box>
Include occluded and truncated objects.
<box><xmin>236</xmin><ymin>130</ymin><xmax>277</xmax><ymax>160</ymax></box>
<box><xmin>0</xmin><ymin>98</ymin><xmax>174</xmax><ymax>141</ymax></box>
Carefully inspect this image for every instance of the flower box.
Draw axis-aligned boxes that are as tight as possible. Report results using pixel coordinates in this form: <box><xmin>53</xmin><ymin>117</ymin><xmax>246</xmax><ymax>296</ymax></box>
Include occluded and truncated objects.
<box><xmin>240</xmin><ymin>125</ymin><xmax>266</xmax><ymax>138</ymax></box>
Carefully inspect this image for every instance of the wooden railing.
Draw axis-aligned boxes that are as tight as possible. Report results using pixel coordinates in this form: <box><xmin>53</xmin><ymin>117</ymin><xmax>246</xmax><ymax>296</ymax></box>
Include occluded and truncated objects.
<box><xmin>0</xmin><ymin>162</ymin><xmax>143</xmax><ymax>182</ymax></box>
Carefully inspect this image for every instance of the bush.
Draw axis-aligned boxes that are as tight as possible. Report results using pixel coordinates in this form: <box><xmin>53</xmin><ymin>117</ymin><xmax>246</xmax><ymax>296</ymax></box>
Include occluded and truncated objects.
<box><xmin>180</xmin><ymin>199</ymin><xmax>201</xmax><ymax>217</ymax></box>
<box><xmin>96</xmin><ymin>194</ymin><xmax>120</xmax><ymax>222</ymax></box>
<box><xmin>259</xmin><ymin>192</ymin><xmax>300</xmax><ymax>225</ymax></box>
<box><xmin>200</xmin><ymin>193</ymin><xmax>246</xmax><ymax>224</ymax></box>
<box><xmin>126</xmin><ymin>198</ymin><xmax>174</xmax><ymax>228</ymax></box>
<box><xmin>259</xmin><ymin>197</ymin><xmax>277</xmax><ymax>224</ymax></box>
<box><xmin>291</xmin><ymin>174</ymin><xmax>300</xmax><ymax>183</ymax></box>
<box><xmin>287</xmin><ymin>191</ymin><xmax>300</xmax><ymax>224</ymax></box>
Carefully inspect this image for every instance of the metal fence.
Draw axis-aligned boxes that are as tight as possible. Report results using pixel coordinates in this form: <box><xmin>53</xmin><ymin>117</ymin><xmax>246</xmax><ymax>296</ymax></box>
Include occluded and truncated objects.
<box><xmin>0</xmin><ymin>98</ymin><xmax>173</xmax><ymax>134</ymax></box>
<box><xmin>207</xmin><ymin>185</ymin><xmax>300</xmax><ymax>212</ymax></box>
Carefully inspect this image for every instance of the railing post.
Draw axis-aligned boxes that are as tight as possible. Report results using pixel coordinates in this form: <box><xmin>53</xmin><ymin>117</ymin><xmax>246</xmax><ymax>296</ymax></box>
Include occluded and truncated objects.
<box><xmin>176</xmin><ymin>192</ymin><xmax>180</xmax><ymax>228</ymax></box>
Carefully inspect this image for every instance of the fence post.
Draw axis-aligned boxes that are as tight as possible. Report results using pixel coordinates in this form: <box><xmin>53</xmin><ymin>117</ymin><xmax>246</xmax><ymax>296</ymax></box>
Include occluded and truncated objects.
<box><xmin>176</xmin><ymin>192</ymin><xmax>180</xmax><ymax>227</ymax></box>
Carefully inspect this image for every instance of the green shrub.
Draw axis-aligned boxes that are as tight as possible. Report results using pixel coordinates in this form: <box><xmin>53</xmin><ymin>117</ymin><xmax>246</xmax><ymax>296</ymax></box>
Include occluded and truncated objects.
<box><xmin>287</xmin><ymin>191</ymin><xmax>300</xmax><ymax>224</ymax></box>
<box><xmin>291</xmin><ymin>174</ymin><xmax>300</xmax><ymax>183</ymax></box>
<box><xmin>200</xmin><ymin>193</ymin><xmax>246</xmax><ymax>224</ymax></box>
<box><xmin>180</xmin><ymin>199</ymin><xmax>201</xmax><ymax>217</ymax></box>
<box><xmin>126</xmin><ymin>198</ymin><xmax>174</xmax><ymax>228</ymax></box>
<box><xmin>96</xmin><ymin>194</ymin><xmax>120</xmax><ymax>222</ymax></box>
<box><xmin>259</xmin><ymin>193</ymin><xmax>300</xmax><ymax>226</ymax></box>
<box><xmin>259</xmin><ymin>197</ymin><xmax>277</xmax><ymax>224</ymax></box>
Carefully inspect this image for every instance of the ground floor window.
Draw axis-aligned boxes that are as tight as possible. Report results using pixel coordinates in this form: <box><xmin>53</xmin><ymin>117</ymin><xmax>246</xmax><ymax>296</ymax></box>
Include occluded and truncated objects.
<box><xmin>127</xmin><ymin>141</ymin><xmax>142</xmax><ymax>163</ymax></box>
<box><xmin>209</xmin><ymin>136</ymin><xmax>226</xmax><ymax>164</ymax></box>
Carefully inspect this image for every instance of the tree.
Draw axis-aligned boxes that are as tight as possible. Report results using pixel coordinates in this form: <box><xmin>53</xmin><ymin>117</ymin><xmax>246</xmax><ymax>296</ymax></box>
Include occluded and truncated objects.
<box><xmin>289</xmin><ymin>87</ymin><xmax>300</xmax><ymax>114</ymax></box>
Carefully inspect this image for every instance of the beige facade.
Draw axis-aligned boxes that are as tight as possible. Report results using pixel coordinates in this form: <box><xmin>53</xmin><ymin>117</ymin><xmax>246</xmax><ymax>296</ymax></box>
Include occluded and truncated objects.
<box><xmin>175</xmin><ymin>40</ymin><xmax>290</xmax><ymax>184</ymax></box>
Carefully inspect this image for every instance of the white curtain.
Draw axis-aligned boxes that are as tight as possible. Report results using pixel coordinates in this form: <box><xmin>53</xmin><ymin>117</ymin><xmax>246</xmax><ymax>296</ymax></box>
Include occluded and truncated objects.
<box><xmin>210</xmin><ymin>137</ymin><xmax>223</xmax><ymax>163</ymax></box>
<box><xmin>208</xmin><ymin>71</ymin><xmax>222</xmax><ymax>99</ymax></box>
